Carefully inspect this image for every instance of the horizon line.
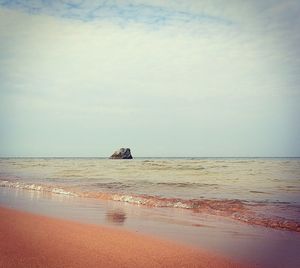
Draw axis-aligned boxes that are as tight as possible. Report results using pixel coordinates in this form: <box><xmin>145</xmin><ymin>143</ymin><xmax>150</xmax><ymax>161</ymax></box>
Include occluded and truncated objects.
<box><xmin>0</xmin><ymin>156</ymin><xmax>299</xmax><ymax>159</ymax></box>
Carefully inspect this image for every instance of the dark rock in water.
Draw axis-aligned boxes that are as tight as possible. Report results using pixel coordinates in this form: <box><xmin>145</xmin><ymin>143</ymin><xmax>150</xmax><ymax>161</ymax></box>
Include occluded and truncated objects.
<box><xmin>110</xmin><ymin>148</ymin><xmax>133</xmax><ymax>159</ymax></box>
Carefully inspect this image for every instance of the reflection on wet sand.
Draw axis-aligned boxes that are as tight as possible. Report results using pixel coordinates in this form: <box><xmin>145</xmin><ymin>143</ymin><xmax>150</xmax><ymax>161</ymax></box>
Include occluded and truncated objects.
<box><xmin>1</xmin><ymin>187</ymin><xmax>300</xmax><ymax>268</ymax></box>
<box><xmin>106</xmin><ymin>209</ymin><xmax>127</xmax><ymax>224</ymax></box>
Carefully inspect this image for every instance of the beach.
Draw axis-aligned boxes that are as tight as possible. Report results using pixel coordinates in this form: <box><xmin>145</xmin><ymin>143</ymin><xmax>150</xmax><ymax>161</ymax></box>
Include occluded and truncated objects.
<box><xmin>1</xmin><ymin>0</ymin><xmax>299</xmax><ymax>266</ymax></box>
<box><xmin>0</xmin><ymin>206</ymin><xmax>247</xmax><ymax>268</ymax></box>
<box><xmin>0</xmin><ymin>158</ymin><xmax>300</xmax><ymax>267</ymax></box>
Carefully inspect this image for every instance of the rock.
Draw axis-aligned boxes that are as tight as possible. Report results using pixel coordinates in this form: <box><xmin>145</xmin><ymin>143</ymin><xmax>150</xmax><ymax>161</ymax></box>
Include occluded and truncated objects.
<box><xmin>109</xmin><ymin>148</ymin><xmax>133</xmax><ymax>159</ymax></box>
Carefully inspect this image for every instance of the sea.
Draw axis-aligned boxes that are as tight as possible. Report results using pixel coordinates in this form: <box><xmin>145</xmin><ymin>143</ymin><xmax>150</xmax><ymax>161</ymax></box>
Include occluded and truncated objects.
<box><xmin>0</xmin><ymin>157</ymin><xmax>299</xmax><ymax>232</ymax></box>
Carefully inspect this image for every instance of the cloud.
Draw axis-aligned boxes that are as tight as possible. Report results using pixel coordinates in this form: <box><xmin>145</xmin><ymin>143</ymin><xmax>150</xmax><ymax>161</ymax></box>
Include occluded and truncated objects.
<box><xmin>0</xmin><ymin>1</ymin><xmax>299</xmax><ymax>156</ymax></box>
<box><xmin>0</xmin><ymin>0</ymin><xmax>234</xmax><ymax>27</ymax></box>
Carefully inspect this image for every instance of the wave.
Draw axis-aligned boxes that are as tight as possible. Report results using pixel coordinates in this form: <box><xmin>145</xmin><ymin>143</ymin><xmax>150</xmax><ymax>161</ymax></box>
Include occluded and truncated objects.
<box><xmin>141</xmin><ymin>160</ymin><xmax>206</xmax><ymax>170</ymax></box>
<box><xmin>0</xmin><ymin>180</ymin><xmax>77</xmax><ymax>197</ymax></box>
<box><xmin>90</xmin><ymin>180</ymin><xmax>218</xmax><ymax>189</ymax></box>
<box><xmin>156</xmin><ymin>182</ymin><xmax>218</xmax><ymax>188</ymax></box>
<box><xmin>1</xmin><ymin>179</ymin><xmax>299</xmax><ymax>233</ymax></box>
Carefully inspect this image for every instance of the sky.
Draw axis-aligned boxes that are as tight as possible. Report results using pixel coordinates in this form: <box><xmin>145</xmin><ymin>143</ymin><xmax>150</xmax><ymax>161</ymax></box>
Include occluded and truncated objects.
<box><xmin>0</xmin><ymin>0</ymin><xmax>299</xmax><ymax>157</ymax></box>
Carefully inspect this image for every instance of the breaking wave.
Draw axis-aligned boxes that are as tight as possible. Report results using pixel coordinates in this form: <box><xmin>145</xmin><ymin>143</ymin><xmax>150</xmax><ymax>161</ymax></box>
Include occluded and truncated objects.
<box><xmin>1</xmin><ymin>179</ymin><xmax>299</xmax><ymax>233</ymax></box>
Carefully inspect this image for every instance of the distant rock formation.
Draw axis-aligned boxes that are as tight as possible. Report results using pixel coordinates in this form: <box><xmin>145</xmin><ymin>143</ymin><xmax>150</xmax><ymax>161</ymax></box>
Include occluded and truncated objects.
<box><xmin>109</xmin><ymin>148</ymin><xmax>133</xmax><ymax>159</ymax></box>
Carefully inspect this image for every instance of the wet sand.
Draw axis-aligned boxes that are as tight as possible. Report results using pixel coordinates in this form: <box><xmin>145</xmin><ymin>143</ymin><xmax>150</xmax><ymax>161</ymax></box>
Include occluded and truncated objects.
<box><xmin>0</xmin><ymin>206</ymin><xmax>249</xmax><ymax>268</ymax></box>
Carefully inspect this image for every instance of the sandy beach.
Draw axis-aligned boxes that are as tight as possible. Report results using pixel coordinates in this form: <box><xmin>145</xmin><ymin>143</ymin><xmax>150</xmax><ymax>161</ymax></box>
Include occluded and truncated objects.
<box><xmin>0</xmin><ymin>206</ymin><xmax>249</xmax><ymax>268</ymax></box>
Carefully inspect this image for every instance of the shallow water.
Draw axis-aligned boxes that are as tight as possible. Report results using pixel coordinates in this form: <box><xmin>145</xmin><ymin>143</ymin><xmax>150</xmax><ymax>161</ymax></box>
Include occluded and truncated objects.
<box><xmin>1</xmin><ymin>186</ymin><xmax>300</xmax><ymax>268</ymax></box>
<box><xmin>0</xmin><ymin>157</ymin><xmax>300</xmax><ymax>231</ymax></box>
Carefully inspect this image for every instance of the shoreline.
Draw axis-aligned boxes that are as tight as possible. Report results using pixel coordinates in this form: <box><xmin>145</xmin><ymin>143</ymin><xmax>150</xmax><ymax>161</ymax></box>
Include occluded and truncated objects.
<box><xmin>0</xmin><ymin>206</ymin><xmax>249</xmax><ymax>268</ymax></box>
<box><xmin>1</xmin><ymin>180</ymin><xmax>299</xmax><ymax>233</ymax></box>
<box><xmin>1</xmin><ymin>187</ymin><xmax>300</xmax><ymax>268</ymax></box>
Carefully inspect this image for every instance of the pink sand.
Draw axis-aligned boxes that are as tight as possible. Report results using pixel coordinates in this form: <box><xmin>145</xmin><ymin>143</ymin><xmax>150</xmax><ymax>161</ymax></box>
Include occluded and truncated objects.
<box><xmin>0</xmin><ymin>206</ymin><xmax>251</xmax><ymax>268</ymax></box>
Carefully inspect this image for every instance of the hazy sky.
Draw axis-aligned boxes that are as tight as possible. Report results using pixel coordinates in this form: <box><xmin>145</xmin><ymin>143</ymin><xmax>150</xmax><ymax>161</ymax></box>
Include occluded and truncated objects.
<box><xmin>0</xmin><ymin>0</ymin><xmax>299</xmax><ymax>157</ymax></box>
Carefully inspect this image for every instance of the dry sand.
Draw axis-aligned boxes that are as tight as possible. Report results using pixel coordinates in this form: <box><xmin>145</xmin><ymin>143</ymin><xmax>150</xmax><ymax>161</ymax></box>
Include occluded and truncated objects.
<box><xmin>0</xmin><ymin>206</ymin><xmax>250</xmax><ymax>268</ymax></box>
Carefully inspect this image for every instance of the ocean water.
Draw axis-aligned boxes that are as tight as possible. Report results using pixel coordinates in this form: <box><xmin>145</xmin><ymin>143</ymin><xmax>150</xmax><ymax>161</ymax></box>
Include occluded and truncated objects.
<box><xmin>0</xmin><ymin>157</ymin><xmax>299</xmax><ymax>232</ymax></box>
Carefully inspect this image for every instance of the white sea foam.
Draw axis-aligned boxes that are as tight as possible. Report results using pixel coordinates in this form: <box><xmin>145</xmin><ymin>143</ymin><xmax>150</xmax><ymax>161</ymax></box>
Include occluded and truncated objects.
<box><xmin>52</xmin><ymin>188</ymin><xmax>76</xmax><ymax>196</ymax></box>
<box><xmin>0</xmin><ymin>179</ymin><xmax>77</xmax><ymax>197</ymax></box>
